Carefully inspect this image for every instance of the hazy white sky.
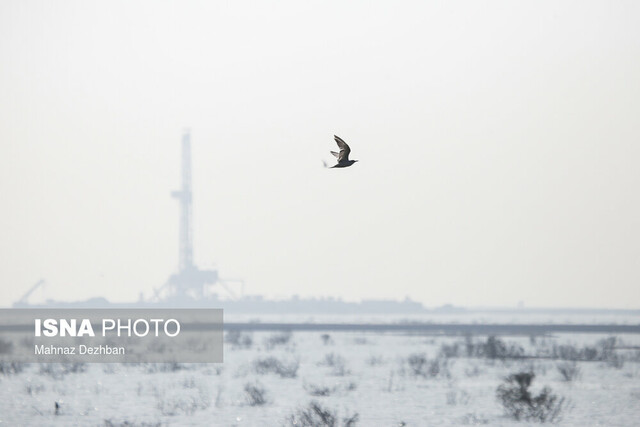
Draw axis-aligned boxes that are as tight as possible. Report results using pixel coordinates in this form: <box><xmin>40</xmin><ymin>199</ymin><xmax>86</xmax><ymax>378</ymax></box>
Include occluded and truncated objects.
<box><xmin>1</xmin><ymin>0</ymin><xmax>639</xmax><ymax>308</ymax></box>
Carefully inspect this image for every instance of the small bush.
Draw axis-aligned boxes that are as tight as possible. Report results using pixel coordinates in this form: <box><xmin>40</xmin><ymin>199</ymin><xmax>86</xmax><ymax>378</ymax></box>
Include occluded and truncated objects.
<box><xmin>344</xmin><ymin>381</ymin><xmax>357</xmax><ymax>392</ymax></box>
<box><xmin>264</xmin><ymin>331</ymin><xmax>292</xmax><ymax>349</ymax></box>
<box><xmin>155</xmin><ymin>382</ymin><xmax>211</xmax><ymax>416</ymax></box>
<box><xmin>556</xmin><ymin>361</ymin><xmax>581</xmax><ymax>382</ymax></box>
<box><xmin>496</xmin><ymin>372</ymin><xmax>567</xmax><ymax>423</ymax></box>
<box><xmin>604</xmin><ymin>353</ymin><xmax>625</xmax><ymax>369</ymax></box>
<box><xmin>104</xmin><ymin>420</ymin><xmax>161</xmax><ymax>427</ymax></box>
<box><xmin>366</xmin><ymin>355</ymin><xmax>385</xmax><ymax>366</ymax></box>
<box><xmin>39</xmin><ymin>363</ymin><xmax>86</xmax><ymax>379</ymax></box>
<box><xmin>459</xmin><ymin>335</ymin><xmax>527</xmax><ymax>360</ymax></box>
<box><xmin>439</xmin><ymin>342</ymin><xmax>460</xmax><ymax>358</ymax></box>
<box><xmin>343</xmin><ymin>413</ymin><xmax>359</xmax><ymax>427</ymax></box>
<box><xmin>446</xmin><ymin>389</ymin><xmax>470</xmax><ymax>405</ymax></box>
<box><xmin>244</xmin><ymin>382</ymin><xmax>268</xmax><ymax>406</ymax></box>
<box><xmin>598</xmin><ymin>337</ymin><xmax>617</xmax><ymax>358</ymax></box>
<box><xmin>319</xmin><ymin>353</ymin><xmax>342</xmax><ymax>367</ymax></box>
<box><xmin>254</xmin><ymin>356</ymin><xmax>299</xmax><ymax>378</ymax></box>
<box><xmin>406</xmin><ymin>353</ymin><xmax>449</xmax><ymax>379</ymax></box>
<box><xmin>0</xmin><ymin>361</ymin><xmax>24</xmax><ymax>375</ymax></box>
<box><xmin>552</xmin><ymin>344</ymin><xmax>598</xmax><ymax>361</ymax></box>
<box><xmin>599</xmin><ymin>338</ymin><xmax>624</xmax><ymax>368</ymax></box>
<box><xmin>459</xmin><ymin>413</ymin><xmax>489</xmax><ymax>425</ymax></box>
<box><xmin>485</xmin><ymin>336</ymin><xmax>508</xmax><ymax>359</ymax></box>
<box><xmin>407</xmin><ymin>353</ymin><xmax>428</xmax><ymax>376</ymax></box>
<box><xmin>225</xmin><ymin>330</ymin><xmax>253</xmax><ymax>349</ymax></box>
<box><xmin>478</xmin><ymin>336</ymin><xmax>525</xmax><ymax>360</ymax></box>
<box><xmin>144</xmin><ymin>362</ymin><xmax>189</xmax><ymax>373</ymax></box>
<box><xmin>321</xmin><ymin>334</ymin><xmax>333</xmax><ymax>345</ymax></box>
<box><xmin>25</xmin><ymin>381</ymin><xmax>45</xmax><ymax>395</ymax></box>
<box><xmin>286</xmin><ymin>401</ymin><xmax>336</xmax><ymax>426</ymax></box>
<box><xmin>464</xmin><ymin>364</ymin><xmax>483</xmax><ymax>378</ymax></box>
<box><xmin>319</xmin><ymin>353</ymin><xmax>350</xmax><ymax>376</ymax></box>
<box><xmin>464</xmin><ymin>334</ymin><xmax>475</xmax><ymax>357</ymax></box>
<box><xmin>285</xmin><ymin>401</ymin><xmax>359</xmax><ymax>427</ymax></box>
<box><xmin>304</xmin><ymin>383</ymin><xmax>334</xmax><ymax>396</ymax></box>
<box><xmin>550</xmin><ymin>337</ymin><xmax>624</xmax><ymax>367</ymax></box>
<box><xmin>102</xmin><ymin>364</ymin><xmax>118</xmax><ymax>374</ymax></box>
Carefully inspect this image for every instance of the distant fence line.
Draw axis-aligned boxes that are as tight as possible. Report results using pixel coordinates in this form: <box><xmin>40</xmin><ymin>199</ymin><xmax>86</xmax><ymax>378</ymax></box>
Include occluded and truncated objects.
<box><xmin>2</xmin><ymin>322</ymin><xmax>639</xmax><ymax>335</ymax></box>
<box><xmin>224</xmin><ymin>322</ymin><xmax>640</xmax><ymax>335</ymax></box>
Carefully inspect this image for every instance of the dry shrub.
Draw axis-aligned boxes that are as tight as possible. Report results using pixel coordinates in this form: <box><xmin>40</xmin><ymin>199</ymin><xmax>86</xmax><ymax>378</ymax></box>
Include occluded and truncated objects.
<box><xmin>496</xmin><ymin>372</ymin><xmax>567</xmax><ymax>423</ymax></box>
<box><xmin>285</xmin><ymin>401</ymin><xmax>359</xmax><ymax>427</ymax></box>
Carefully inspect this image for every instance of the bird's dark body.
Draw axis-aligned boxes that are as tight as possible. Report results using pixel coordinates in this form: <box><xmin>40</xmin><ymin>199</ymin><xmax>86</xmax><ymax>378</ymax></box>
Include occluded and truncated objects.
<box><xmin>331</xmin><ymin>160</ymin><xmax>357</xmax><ymax>168</ymax></box>
<box><xmin>327</xmin><ymin>135</ymin><xmax>358</xmax><ymax>168</ymax></box>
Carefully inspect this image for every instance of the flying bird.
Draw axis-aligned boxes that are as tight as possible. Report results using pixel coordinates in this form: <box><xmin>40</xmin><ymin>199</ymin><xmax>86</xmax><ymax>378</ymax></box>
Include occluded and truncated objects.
<box><xmin>326</xmin><ymin>135</ymin><xmax>358</xmax><ymax>168</ymax></box>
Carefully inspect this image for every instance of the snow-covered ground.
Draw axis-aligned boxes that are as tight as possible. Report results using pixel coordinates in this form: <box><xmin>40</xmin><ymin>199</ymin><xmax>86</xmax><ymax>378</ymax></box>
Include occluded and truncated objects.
<box><xmin>1</xmin><ymin>327</ymin><xmax>639</xmax><ymax>426</ymax></box>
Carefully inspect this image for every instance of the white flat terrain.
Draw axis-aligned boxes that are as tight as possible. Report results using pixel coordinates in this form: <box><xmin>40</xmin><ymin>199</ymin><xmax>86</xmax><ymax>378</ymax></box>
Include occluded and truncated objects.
<box><xmin>1</xmin><ymin>321</ymin><xmax>639</xmax><ymax>426</ymax></box>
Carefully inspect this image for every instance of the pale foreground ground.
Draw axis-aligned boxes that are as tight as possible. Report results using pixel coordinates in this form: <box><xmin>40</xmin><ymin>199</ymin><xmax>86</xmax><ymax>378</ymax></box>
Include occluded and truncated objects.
<box><xmin>1</xmin><ymin>327</ymin><xmax>639</xmax><ymax>426</ymax></box>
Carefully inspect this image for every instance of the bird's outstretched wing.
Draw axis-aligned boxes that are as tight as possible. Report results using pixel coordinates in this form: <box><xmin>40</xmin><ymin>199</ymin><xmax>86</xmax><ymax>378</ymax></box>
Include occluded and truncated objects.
<box><xmin>333</xmin><ymin>135</ymin><xmax>351</xmax><ymax>162</ymax></box>
<box><xmin>330</xmin><ymin>151</ymin><xmax>340</xmax><ymax>158</ymax></box>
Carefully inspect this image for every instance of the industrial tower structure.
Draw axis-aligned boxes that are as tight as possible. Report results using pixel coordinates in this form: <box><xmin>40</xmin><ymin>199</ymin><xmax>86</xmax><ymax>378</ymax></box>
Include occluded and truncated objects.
<box><xmin>172</xmin><ymin>130</ymin><xmax>196</xmax><ymax>273</ymax></box>
<box><xmin>154</xmin><ymin>130</ymin><xmax>219</xmax><ymax>302</ymax></box>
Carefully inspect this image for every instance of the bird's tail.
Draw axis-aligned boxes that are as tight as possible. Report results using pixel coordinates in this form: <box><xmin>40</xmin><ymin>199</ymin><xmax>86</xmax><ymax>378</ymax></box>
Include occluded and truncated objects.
<box><xmin>322</xmin><ymin>160</ymin><xmax>328</xmax><ymax>168</ymax></box>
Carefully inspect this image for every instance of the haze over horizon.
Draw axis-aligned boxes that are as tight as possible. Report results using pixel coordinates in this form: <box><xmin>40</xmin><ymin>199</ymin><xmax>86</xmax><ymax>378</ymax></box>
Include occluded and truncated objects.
<box><xmin>1</xmin><ymin>1</ymin><xmax>639</xmax><ymax>309</ymax></box>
